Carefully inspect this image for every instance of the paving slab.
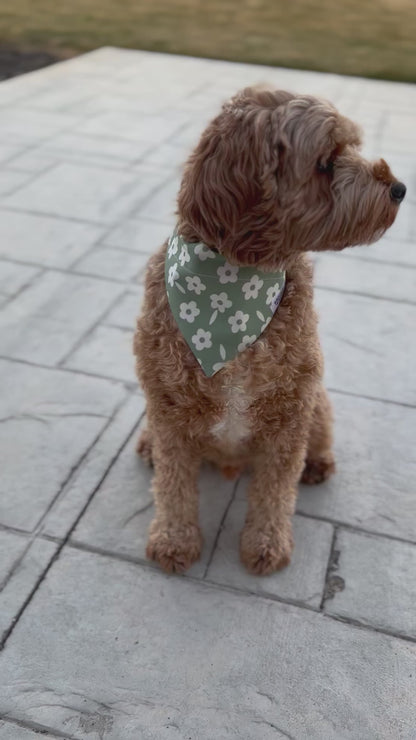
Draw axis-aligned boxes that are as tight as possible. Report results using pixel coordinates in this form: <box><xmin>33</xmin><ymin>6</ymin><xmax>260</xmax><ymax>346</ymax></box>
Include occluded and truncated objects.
<box><xmin>0</xmin><ymin>108</ymin><xmax>80</xmax><ymax>143</ymax></box>
<box><xmin>340</xmin><ymin>236</ymin><xmax>416</xmax><ymax>269</ymax></box>
<box><xmin>0</xmin><ymin>530</ymin><xmax>31</xmax><ymax>589</ymax></box>
<box><xmin>35</xmin><ymin>132</ymin><xmax>153</xmax><ymax>167</ymax></box>
<box><xmin>133</xmin><ymin>174</ymin><xmax>180</xmax><ymax>224</ymax></box>
<box><xmin>3</xmin><ymin>162</ymin><xmax>168</xmax><ymax>225</ymax></box>
<box><xmin>206</xmin><ymin>499</ymin><xmax>333</xmax><ymax>607</ymax></box>
<box><xmin>297</xmin><ymin>392</ymin><xmax>416</xmax><ymax>541</ymax></box>
<box><xmin>102</xmin><ymin>217</ymin><xmax>170</xmax><ymax>253</ymax></box>
<box><xmin>0</xmin><ymin>260</ymin><xmax>40</xmax><ymax>303</ymax></box>
<box><xmin>0</xmin><ymin>358</ymin><xmax>125</xmax><ymax>531</ymax></box>
<box><xmin>0</xmin><ymin>271</ymin><xmax>123</xmax><ymax>365</ymax></box>
<box><xmin>16</xmin><ymin>78</ymin><xmax>111</xmax><ymax>113</ymax></box>
<box><xmin>74</xmin><ymin>110</ymin><xmax>190</xmax><ymax>145</ymax></box>
<box><xmin>0</xmin><ymin>210</ymin><xmax>104</xmax><ymax>268</ymax></box>
<box><xmin>64</xmin><ymin>324</ymin><xmax>136</xmax><ymax>384</ymax></box>
<box><xmin>41</xmin><ymin>394</ymin><xmax>144</xmax><ymax>540</ymax></box>
<box><xmin>0</xmin><ymin>722</ymin><xmax>58</xmax><ymax>739</ymax></box>
<box><xmin>316</xmin><ymin>289</ymin><xmax>415</xmax><ymax>405</ymax></box>
<box><xmin>71</xmin><ymin>441</ymin><xmax>236</xmax><ymax>579</ymax></box>
<box><xmin>0</xmin><ymin>143</ymin><xmax>25</xmax><ymax>165</ymax></box>
<box><xmin>1</xmin><ymin>547</ymin><xmax>415</xmax><ymax>740</ymax></box>
<box><xmin>140</xmin><ymin>140</ymin><xmax>190</xmax><ymax>171</ymax></box>
<box><xmin>315</xmin><ymin>251</ymin><xmax>416</xmax><ymax>303</ymax></box>
<box><xmin>0</xmin><ymin>536</ymin><xmax>57</xmax><ymax>644</ymax></box>
<box><xmin>0</xmin><ymin>169</ymin><xmax>33</xmax><ymax>197</ymax></box>
<box><xmin>71</xmin><ymin>245</ymin><xmax>149</xmax><ymax>282</ymax></box>
<box><xmin>103</xmin><ymin>289</ymin><xmax>144</xmax><ymax>331</ymax></box>
<box><xmin>325</xmin><ymin>529</ymin><xmax>416</xmax><ymax>639</ymax></box>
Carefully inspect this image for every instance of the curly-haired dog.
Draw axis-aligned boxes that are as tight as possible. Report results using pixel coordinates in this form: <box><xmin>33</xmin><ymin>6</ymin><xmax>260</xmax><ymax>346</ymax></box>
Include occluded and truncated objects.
<box><xmin>134</xmin><ymin>87</ymin><xmax>405</xmax><ymax>575</ymax></box>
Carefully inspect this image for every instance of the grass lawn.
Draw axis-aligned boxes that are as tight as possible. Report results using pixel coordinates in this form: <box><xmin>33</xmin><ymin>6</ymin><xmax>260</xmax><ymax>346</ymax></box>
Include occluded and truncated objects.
<box><xmin>0</xmin><ymin>0</ymin><xmax>414</xmax><ymax>82</ymax></box>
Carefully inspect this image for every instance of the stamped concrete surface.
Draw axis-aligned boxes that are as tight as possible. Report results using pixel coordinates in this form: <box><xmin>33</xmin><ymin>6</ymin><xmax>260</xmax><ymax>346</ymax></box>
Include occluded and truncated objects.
<box><xmin>0</xmin><ymin>48</ymin><xmax>415</xmax><ymax>739</ymax></box>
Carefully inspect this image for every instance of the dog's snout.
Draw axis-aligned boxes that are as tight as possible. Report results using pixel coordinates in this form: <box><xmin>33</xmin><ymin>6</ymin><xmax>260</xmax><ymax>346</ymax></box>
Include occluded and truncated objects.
<box><xmin>390</xmin><ymin>181</ymin><xmax>406</xmax><ymax>203</ymax></box>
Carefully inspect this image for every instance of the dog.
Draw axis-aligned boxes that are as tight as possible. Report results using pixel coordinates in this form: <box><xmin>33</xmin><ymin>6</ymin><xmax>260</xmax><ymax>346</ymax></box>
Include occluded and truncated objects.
<box><xmin>134</xmin><ymin>87</ymin><xmax>405</xmax><ymax>576</ymax></box>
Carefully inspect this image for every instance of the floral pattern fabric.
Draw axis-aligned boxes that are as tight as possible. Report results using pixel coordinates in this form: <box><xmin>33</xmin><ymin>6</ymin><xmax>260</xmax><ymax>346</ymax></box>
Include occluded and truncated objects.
<box><xmin>165</xmin><ymin>232</ymin><xmax>286</xmax><ymax>377</ymax></box>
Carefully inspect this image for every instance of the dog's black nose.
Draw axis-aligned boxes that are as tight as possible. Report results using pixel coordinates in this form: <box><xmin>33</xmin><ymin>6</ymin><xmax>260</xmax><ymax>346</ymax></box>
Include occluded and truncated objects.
<box><xmin>390</xmin><ymin>181</ymin><xmax>406</xmax><ymax>203</ymax></box>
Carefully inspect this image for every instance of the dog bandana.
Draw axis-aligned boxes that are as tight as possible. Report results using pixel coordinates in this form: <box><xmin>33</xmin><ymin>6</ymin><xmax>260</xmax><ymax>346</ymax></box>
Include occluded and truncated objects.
<box><xmin>165</xmin><ymin>232</ymin><xmax>286</xmax><ymax>377</ymax></box>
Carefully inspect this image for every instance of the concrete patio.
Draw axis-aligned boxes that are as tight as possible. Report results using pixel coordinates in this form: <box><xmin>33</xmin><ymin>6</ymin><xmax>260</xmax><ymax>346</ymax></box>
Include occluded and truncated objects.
<box><xmin>0</xmin><ymin>47</ymin><xmax>415</xmax><ymax>739</ymax></box>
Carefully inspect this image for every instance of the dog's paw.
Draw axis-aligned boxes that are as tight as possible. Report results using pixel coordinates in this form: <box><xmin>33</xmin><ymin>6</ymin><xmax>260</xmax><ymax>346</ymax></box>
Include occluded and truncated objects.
<box><xmin>240</xmin><ymin>524</ymin><xmax>293</xmax><ymax>576</ymax></box>
<box><xmin>146</xmin><ymin>521</ymin><xmax>202</xmax><ymax>574</ymax></box>
<box><xmin>136</xmin><ymin>429</ymin><xmax>153</xmax><ymax>466</ymax></box>
<box><xmin>301</xmin><ymin>454</ymin><xmax>335</xmax><ymax>485</ymax></box>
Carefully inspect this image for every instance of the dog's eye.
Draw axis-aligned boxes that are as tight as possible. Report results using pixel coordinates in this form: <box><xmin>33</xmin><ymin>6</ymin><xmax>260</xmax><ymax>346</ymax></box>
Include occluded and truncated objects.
<box><xmin>317</xmin><ymin>159</ymin><xmax>335</xmax><ymax>175</ymax></box>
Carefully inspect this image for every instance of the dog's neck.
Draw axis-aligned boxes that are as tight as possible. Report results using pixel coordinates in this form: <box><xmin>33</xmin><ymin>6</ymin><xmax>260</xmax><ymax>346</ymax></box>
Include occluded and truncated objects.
<box><xmin>176</xmin><ymin>220</ymin><xmax>303</xmax><ymax>273</ymax></box>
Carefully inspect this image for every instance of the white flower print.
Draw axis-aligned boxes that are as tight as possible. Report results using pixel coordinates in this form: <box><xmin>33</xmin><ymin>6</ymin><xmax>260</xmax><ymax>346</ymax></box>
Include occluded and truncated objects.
<box><xmin>210</xmin><ymin>292</ymin><xmax>232</xmax><ymax>313</ymax></box>
<box><xmin>242</xmin><ymin>274</ymin><xmax>264</xmax><ymax>300</ymax></box>
<box><xmin>179</xmin><ymin>301</ymin><xmax>200</xmax><ymax>323</ymax></box>
<box><xmin>261</xmin><ymin>316</ymin><xmax>272</xmax><ymax>332</ymax></box>
<box><xmin>237</xmin><ymin>335</ymin><xmax>257</xmax><ymax>352</ymax></box>
<box><xmin>168</xmin><ymin>235</ymin><xmax>179</xmax><ymax>258</ymax></box>
<box><xmin>178</xmin><ymin>243</ymin><xmax>190</xmax><ymax>267</ymax></box>
<box><xmin>266</xmin><ymin>282</ymin><xmax>282</xmax><ymax>307</ymax></box>
<box><xmin>185</xmin><ymin>275</ymin><xmax>206</xmax><ymax>295</ymax></box>
<box><xmin>228</xmin><ymin>310</ymin><xmax>249</xmax><ymax>334</ymax></box>
<box><xmin>212</xmin><ymin>361</ymin><xmax>226</xmax><ymax>373</ymax></box>
<box><xmin>194</xmin><ymin>243</ymin><xmax>216</xmax><ymax>261</ymax></box>
<box><xmin>217</xmin><ymin>261</ymin><xmax>239</xmax><ymax>284</ymax></box>
<box><xmin>167</xmin><ymin>263</ymin><xmax>179</xmax><ymax>287</ymax></box>
<box><xmin>192</xmin><ymin>328</ymin><xmax>212</xmax><ymax>350</ymax></box>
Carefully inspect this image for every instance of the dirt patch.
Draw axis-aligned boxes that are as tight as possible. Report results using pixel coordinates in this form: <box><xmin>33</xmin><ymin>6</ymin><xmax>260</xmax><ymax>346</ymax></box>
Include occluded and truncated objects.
<box><xmin>0</xmin><ymin>48</ymin><xmax>62</xmax><ymax>81</ymax></box>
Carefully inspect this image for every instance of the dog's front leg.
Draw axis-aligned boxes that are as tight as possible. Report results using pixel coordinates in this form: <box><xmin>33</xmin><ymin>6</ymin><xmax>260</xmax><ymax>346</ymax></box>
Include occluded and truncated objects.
<box><xmin>146</xmin><ymin>430</ymin><xmax>202</xmax><ymax>574</ymax></box>
<box><xmin>240</xmin><ymin>434</ymin><xmax>308</xmax><ymax>576</ymax></box>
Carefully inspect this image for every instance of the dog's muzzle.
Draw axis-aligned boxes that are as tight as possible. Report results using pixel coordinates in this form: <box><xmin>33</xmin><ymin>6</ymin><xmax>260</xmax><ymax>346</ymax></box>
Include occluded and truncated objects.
<box><xmin>390</xmin><ymin>181</ymin><xmax>406</xmax><ymax>203</ymax></box>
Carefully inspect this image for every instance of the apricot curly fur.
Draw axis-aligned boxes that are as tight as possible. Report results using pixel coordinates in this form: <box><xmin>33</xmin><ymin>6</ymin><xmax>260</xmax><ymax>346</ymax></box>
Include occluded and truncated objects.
<box><xmin>134</xmin><ymin>86</ymin><xmax>403</xmax><ymax>575</ymax></box>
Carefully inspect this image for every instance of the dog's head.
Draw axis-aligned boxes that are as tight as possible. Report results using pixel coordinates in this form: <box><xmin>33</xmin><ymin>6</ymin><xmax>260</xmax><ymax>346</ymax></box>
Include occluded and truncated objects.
<box><xmin>177</xmin><ymin>87</ymin><xmax>405</xmax><ymax>268</ymax></box>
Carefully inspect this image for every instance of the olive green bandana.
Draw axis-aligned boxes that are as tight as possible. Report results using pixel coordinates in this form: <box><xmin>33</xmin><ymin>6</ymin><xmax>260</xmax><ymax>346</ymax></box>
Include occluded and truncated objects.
<box><xmin>165</xmin><ymin>232</ymin><xmax>286</xmax><ymax>377</ymax></box>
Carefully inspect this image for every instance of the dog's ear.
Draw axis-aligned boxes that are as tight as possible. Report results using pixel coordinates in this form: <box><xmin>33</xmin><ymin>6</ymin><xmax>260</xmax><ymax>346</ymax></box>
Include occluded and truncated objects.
<box><xmin>177</xmin><ymin>88</ymin><xmax>292</xmax><ymax>263</ymax></box>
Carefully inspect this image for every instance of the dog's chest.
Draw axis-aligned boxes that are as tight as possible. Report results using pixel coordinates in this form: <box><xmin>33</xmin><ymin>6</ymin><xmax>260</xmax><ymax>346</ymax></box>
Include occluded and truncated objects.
<box><xmin>210</xmin><ymin>383</ymin><xmax>253</xmax><ymax>446</ymax></box>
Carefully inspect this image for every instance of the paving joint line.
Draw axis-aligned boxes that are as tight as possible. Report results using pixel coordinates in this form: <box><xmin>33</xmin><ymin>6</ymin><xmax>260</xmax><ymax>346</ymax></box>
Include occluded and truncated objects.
<box><xmin>0</xmin><ymin>204</ymin><xmax>106</xmax><ymax>227</ymax></box>
<box><xmin>0</xmin><ymin>354</ymin><xmax>136</xmax><ymax>391</ymax></box>
<box><xmin>335</xmin><ymin>250</ymin><xmax>416</xmax><ymax>270</ymax></box>
<box><xmin>0</xmin><ymin>522</ymin><xmax>32</xmax><ymax>538</ymax></box>
<box><xmin>0</xmin><ymin>140</ymin><xmax>44</xmax><ymax>168</ymax></box>
<box><xmin>0</xmin><ymin>404</ymin><xmax>145</xmax><ymax>651</ymax></box>
<box><xmin>1</xmin><ymin>161</ymin><xmax>58</xmax><ymax>199</ymax></box>
<box><xmin>4</xmin><ymin>257</ymin><xmax>415</xmax><ymax>308</ymax></box>
<box><xmin>202</xmin><ymin>475</ymin><xmax>241</xmax><ymax>579</ymax></box>
<box><xmin>57</xmin><ymin>288</ymin><xmax>126</xmax><ymax>367</ymax></box>
<box><xmin>0</xmin><ymin>392</ymin><xmax>129</xmax><ymax>596</ymax></box>
<box><xmin>327</xmin><ymin>385</ymin><xmax>416</xmax><ymax>409</ymax></box>
<box><xmin>3</xmin><ymin>354</ymin><xmax>414</xmax><ymax>412</ymax></box>
<box><xmin>295</xmin><ymin>510</ymin><xmax>416</xmax><ymax>547</ymax></box>
<box><xmin>0</xmin><ymin>714</ymin><xmax>83</xmax><ymax>740</ymax></box>
<box><xmin>27</xmin><ymin>151</ymin><xmax>154</xmax><ymax>173</ymax></box>
<box><xmin>68</xmin><ymin>242</ymin><xmax>150</xmax><ymax>271</ymax></box>
<box><xmin>122</xmin><ymin>169</ymin><xmax>179</xmax><ymax>222</ymax></box>
<box><xmin>0</xmin><ymin>266</ymin><xmax>45</xmax><ymax>309</ymax></box>
<box><xmin>0</xmin><ymin>256</ymin><xmax>136</xmax><ymax>286</ymax></box>
<box><xmin>62</xmin><ymin>537</ymin><xmax>416</xmax><ymax>645</ymax></box>
<box><xmin>39</xmin><ymin>499</ymin><xmax>416</xmax><ymax>552</ymax></box>
<box><xmin>33</xmin><ymin>393</ymin><xmax>130</xmax><ymax>534</ymax></box>
<box><xmin>315</xmin><ymin>283</ymin><xmax>416</xmax><ymax>306</ymax></box>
